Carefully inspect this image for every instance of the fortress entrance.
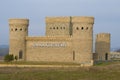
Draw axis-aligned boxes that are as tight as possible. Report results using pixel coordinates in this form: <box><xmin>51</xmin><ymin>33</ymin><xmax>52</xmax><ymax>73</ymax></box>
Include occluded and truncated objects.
<box><xmin>19</xmin><ymin>50</ymin><xmax>23</xmax><ymax>59</ymax></box>
<box><xmin>105</xmin><ymin>53</ymin><xmax>108</xmax><ymax>60</ymax></box>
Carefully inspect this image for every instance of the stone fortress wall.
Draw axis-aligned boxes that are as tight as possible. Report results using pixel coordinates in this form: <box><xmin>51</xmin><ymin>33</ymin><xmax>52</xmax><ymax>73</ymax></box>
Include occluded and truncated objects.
<box><xmin>26</xmin><ymin>36</ymin><xmax>73</xmax><ymax>62</ymax></box>
<box><xmin>9</xmin><ymin>16</ymin><xmax>110</xmax><ymax>66</ymax></box>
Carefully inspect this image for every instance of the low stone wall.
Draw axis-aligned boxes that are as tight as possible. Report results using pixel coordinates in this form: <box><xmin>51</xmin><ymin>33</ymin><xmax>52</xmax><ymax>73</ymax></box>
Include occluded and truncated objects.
<box><xmin>0</xmin><ymin>64</ymin><xmax>92</xmax><ymax>68</ymax></box>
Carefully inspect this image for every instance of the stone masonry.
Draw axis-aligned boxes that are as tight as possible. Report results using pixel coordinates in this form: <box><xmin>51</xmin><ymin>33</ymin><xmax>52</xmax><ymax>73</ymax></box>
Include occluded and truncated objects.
<box><xmin>95</xmin><ymin>33</ymin><xmax>111</xmax><ymax>61</ymax></box>
<box><xmin>9</xmin><ymin>16</ymin><xmax>111</xmax><ymax>66</ymax></box>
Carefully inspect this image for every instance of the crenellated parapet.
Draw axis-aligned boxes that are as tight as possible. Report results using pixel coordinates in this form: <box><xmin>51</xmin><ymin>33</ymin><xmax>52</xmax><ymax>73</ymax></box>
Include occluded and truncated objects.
<box><xmin>96</xmin><ymin>33</ymin><xmax>110</xmax><ymax>37</ymax></box>
<box><xmin>46</xmin><ymin>17</ymin><xmax>70</xmax><ymax>23</ymax></box>
<box><xmin>71</xmin><ymin>16</ymin><xmax>94</xmax><ymax>24</ymax></box>
<box><xmin>96</xmin><ymin>33</ymin><xmax>110</xmax><ymax>42</ymax></box>
<box><xmin>26</xmin><ymin>36</ymin><xmax>72</xmax><ymax>41</ymax></box>
<box><xmin>9</xmin><ymin>19</ymin><xmax>29</xmax><ymax>25</ymax></box>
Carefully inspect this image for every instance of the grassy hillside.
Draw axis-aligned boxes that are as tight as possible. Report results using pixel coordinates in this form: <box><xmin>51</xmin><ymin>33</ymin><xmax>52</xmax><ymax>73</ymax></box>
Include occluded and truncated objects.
<box><xmin>0</xmin><ymin>45</ymin><xmax>9</xmax><ymax>56</ymax></box>
<box><xmin>0</xmin><ymin>61</ymin><xmax>120</xmax><ymax>80</ymax></box>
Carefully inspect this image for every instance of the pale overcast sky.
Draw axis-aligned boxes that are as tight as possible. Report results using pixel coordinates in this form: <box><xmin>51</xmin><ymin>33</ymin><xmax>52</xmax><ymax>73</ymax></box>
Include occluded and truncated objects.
<box><xmin>0</xmin><ymin>0</ymin><xmax>120</xmax><ymax>49</ymax></box>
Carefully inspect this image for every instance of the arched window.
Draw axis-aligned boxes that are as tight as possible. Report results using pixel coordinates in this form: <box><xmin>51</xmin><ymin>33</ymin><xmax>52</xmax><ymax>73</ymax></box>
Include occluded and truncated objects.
<box><xmin>53</xmin><ymin>27</ymin><xmax>55</xmax><ymax>29</ymax></box>
<box><xmin>19</xmin><ymin>50</ymin><xmax>23</xmax><ymax>59</ymax></box>
<box><xmin>56</xmin><ymin>27</ymin><xmax>58</xmax><ymax>29</ymax></box>
<box><xmin>81</xmin><ymin>27</ymin><xmax>84</xmax><ymax>30</ymax></box>
<box><xmin>76</xmin><ymin>27</ymin><xmax>79</xmax><ymax>30</ymax></box>
<box><xmin>20</xmin><ymin>28</ymin><xmax>22</xmax><ymax>31</ymax></box>
<box><xmin>15</xmin><ymin>28</ymin><xmax>17</xmax><ymax>31</ymax></box>
<box><xmin>86</xmin><ymin>27</ymin><xmax>88</xmax><ymax>30</ymax></box>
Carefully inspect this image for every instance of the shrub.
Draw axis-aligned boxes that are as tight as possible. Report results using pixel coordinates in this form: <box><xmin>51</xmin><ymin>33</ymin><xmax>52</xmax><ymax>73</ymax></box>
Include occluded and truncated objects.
<box><xmin>4</xmin><ymin>54</ymin><xmax>14</xmax><ymax>62</ymax></box>
<box><xmin>14</xmin><ymin>56</ymin><xmax>18</xmax><ymax>61</ymax></box>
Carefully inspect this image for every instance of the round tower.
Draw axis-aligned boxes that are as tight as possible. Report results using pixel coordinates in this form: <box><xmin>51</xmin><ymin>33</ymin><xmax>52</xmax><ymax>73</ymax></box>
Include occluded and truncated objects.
<box><xmin>71</xmin><ymin>16</ymin><xmax>94</xmax><ymax>65</ymax></box>
<box><xmin>95</xmin><ymin>33</ymin><xmax>111</xmax><ymax>61</ymax></box>
<box><xmin>9</xmin><ymin>19</ymin><xmax>29</xmax><ymax>61</ymax></box>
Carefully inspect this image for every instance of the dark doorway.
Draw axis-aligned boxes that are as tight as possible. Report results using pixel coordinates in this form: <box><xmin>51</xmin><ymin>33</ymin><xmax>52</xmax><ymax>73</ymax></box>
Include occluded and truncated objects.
<box><xmin>19</xmin><ymin>50</ymin><xmax>23</xmax><ymax>59</ymax></box>
<box><xmin>73</xmin><ymin>51</ymin><xmax>75</xmax><ymax>61</ymax></box>
<box><xmin>105</xmin><ymin>53</ymin><xmax>108</xmax><ymax>60</ymax></box>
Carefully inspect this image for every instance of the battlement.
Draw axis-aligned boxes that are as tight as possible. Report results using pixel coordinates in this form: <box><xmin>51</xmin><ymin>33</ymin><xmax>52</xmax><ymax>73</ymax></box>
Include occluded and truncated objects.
<box><xmin>46</xmin><ymin>16</ymin><xmax>94</xmax><ymax>24</ymax></box>
<box><xmin>96</xmin><ymin>33</ymin><xmax>110</xmax><ymax>42</ymax></box>
<box><xmin>26</xmin><ymin>36</ymin><xmax>72</xmax><ymax>41</ymax></box>
<box><xmin>46</xmin><ymin>17</ymin><xmax>70</xmax><ymax>23</ymax></box>
<box><xmin>96</xmin><ymin>33</ymin><xmax>110</xmax><ymax>38</ymax></box>
<box><xmin>71</xmin><ymin>16</ymin><xmax>94</xmax><ymax>24</ymax></box>
<box><xmin>9</xmin><ymin>19</ymin><xmax>29</xmax><ymax>25</ymax></box>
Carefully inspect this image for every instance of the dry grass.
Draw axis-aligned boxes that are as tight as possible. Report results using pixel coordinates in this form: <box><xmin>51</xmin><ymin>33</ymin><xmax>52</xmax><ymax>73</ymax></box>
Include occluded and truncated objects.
<box><xmin>0</xmin><ymin>61</ymin><xmax>81</xmax><ymax>65</ymax></box>
<box><xmin>0</xmin><ymin>61</ymin><xmax>120</xmax><ymax>80</ymax></box>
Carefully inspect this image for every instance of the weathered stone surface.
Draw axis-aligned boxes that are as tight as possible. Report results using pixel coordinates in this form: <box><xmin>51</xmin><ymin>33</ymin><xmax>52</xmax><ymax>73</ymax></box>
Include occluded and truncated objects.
<box><xmin>9</xmin><ymin>19</ymin><xmax>29</xmax><ymax>61</ymax></box>
<box><xmin>9</xmin><ymin>16</ymin><xmax>109</xmax><ymax>66</ymax></box>
<box><xmin>95</xmin><ymin>33</ymin><xmax>111</xmax><ymax>61</ymax></box>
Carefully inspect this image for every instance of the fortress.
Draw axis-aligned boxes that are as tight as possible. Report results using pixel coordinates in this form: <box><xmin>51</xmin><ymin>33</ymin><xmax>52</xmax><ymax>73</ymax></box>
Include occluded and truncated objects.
<box><xmin>9</xmin><ymin>16</ymin><xmax>111</xmax><ymax>66</ymax></box>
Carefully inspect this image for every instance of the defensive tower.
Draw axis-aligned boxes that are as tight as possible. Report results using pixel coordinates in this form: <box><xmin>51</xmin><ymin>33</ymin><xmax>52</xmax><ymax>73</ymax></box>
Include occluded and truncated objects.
<box><xmin>45</xmin><ymin>17</ymin><xmax>71</xmax><ymax>36</ymax></box>
<box><xmin>71</xmin><ymin>16</ymin><xmax>94</xmax><ymax>65</ymax></box>
<box><xmin>95</xmin><ymin>33</ymin><xmax>111</xmax><ymax>61</ymax></box>
<box><xmin>9</xmin><ymin>19</ymin><xmax>29</xmax><ymax>61</ymax></box>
